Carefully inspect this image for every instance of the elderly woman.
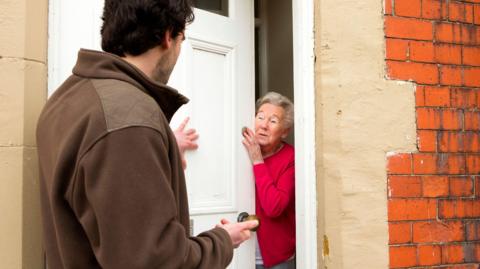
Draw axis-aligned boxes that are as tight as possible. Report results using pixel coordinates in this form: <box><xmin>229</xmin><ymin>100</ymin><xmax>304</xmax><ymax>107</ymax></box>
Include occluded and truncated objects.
<box><xmin>242</xmin><ymin>92</ymin><xmax>295</xmax><ymax>269</ymax></box>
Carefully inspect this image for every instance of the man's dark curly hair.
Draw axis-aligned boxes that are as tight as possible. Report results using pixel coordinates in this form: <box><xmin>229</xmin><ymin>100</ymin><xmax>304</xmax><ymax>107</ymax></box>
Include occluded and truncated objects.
<box><xmin>101</xmin><ymin>0</ymin><xmax>194</xmax><ymax>56</ymax></box>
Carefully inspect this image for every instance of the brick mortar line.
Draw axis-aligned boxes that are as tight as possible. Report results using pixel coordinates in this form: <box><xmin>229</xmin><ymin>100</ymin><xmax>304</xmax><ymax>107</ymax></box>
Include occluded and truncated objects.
<box><xmin>384</xmin><ymin>34</ymin><xmax>480</xmax><ymax>44</ymax></box>
<box><xmin>412</xmin><ymin>151</ymin><xmax>480</xmax><ymax>153</ymax></box>
<box><xmin>389</xmin><ymin>218</ymin><xmax>480</xmax><ymax>223</ymax></box>
<box><xmin>457</xmin><ymin>0</ymin><xmax>480</xmax><ymax>4</ymax></box>
<box><xmin>392</xmin><ymin>266</ymin><xmax>480</xmax><ymax>269</ymax></box>
<box><xmin>389</xmin><ymin>196</ymin><xmax>479</xmax><ymax>199</ymax></box>
<box><xmin>386</xmin><ymin>37</ymin><xmax>480</xmax><ymax>49</ymax></box>
<box><xmin>388</xmin><ymin>174</ymin><xmax>479</xmax><ymax>176</ymax></box>
<box><xmin>388</xmin><ymin>151</ymin><xmax>476</xmax><ymax>153</ymax></box>
<box><xmin>387</xmin><ymin>151</ymin><xmax>480</xmax><ymax>154</ymax></box>
<box><xmin>388</xmin><ymin>199</ymin><xmax>480</xmax><ymax>201</ymax></box>
<box><xmin>389</xmin><ymin>265</ymin><xmax>480</xmax><ymax>269</ymax></box>
<box><xmin>389</xmin><ymin>174</ymin><xmax>480</xmax><ymax>176</ymax></box>
<box><xmin>415</xmin><ymin>103</ymin><xmax>480</xmax><ymax>106</ymax></box>
<box><xmin>415</xmin><ymin>130</ymin><xmax>480</xmax><ymax>133</ymax></box>
<box><xmin>389</xmin><ymin>217</ymin><xmax>480</xmax><ymax>221</ymax></box>
<box><xmin>416</xmin><ymin>84</ymin><xmax>480</xmax><ymax>89</ymax></box>
<box><xmin>386</xmin><ymin>58</ymin><xmax>480</xmax><ymax>69</ymax></box>
<box><xmin>388</xmin><ymin>195</ymin><xmax>479</xmax><ymax>199</ymax></box>
<box><xmin>388</xmin><ymin>60</ymin><xmax>480</xmax><ymax>69</ymax></box>
<box><xmin>412</xmin><ymin>129</ymin><xmax>480</xmax><ymax>132</ymax></box>
<box><xmin>391</xmin><ymin>0</ymin><xmax>395</xmax><ymax>16</ymax></box>
<box><xmin>389</xmin><ymin>242</ymin><xmax>480</xmax><ymax>247</ymax></box>
<box><xmin>384</xmin><ymin>13</ymin><xmax>480</xmax><ymax>26</ymax></box>
<box><xmin>415</xmin><ymin>105</ymin><xmax>480</xmax><ymax>109</ymax></box>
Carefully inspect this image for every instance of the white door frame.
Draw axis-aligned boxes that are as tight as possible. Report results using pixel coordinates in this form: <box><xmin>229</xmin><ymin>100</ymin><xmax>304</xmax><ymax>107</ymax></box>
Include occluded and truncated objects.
<box><xmin>292</xmin><ymin>0</ymin><xmax>318</xmax><ymax>268</ymax></box>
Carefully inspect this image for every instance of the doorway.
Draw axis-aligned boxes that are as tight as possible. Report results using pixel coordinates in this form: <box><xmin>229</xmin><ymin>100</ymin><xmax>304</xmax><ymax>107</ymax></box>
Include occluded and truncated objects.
<box><xmin>47</xmin><ymin>0</ymin><xmax>317</xmax><ymax>268</ymax></box>
<box><xmin>254</xmin><ymin>0</ymin><xmax>318</xmax><ymax>268</ymax></box>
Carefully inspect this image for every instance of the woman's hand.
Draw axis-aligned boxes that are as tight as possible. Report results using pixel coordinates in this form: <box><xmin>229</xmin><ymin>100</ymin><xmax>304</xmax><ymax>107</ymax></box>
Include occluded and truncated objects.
<box><xmin>174</xmin><ymin>117</ymin><xmax>199</xmax><ymax>169</ymax></box>
<box><xmin>242</xmin><ymin>127</ymin><xmax>264</xmax><ymax>165</ymax></box>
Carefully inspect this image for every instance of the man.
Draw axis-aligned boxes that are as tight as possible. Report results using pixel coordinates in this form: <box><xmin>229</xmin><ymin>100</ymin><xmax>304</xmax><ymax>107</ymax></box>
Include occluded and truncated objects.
<box><xmin>36</xmin><ymin>0</ymin><xmax>258</xmax><ymax>268</ymax></box>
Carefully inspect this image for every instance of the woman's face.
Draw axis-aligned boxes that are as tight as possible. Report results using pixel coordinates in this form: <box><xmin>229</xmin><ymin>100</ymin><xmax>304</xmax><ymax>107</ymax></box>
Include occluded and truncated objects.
<box><xmin>254</xmin><ymin>103</ymin><xmax>289</xmax><ymax>149</ymax></box>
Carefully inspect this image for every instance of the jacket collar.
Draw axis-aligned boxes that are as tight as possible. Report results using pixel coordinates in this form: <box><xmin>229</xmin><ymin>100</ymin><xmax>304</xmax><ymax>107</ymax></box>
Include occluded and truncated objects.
<box><xmin>72</xmin><ymin>49</ymin><xmax>189</xmax><ymax>121</ymax></box>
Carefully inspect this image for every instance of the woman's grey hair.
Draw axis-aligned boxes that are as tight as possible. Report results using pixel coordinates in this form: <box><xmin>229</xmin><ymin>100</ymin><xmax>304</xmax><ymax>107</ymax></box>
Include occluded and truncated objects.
<box><xmin>256</xmin><ymin>91</ymin><xmax>294</xmax><ymax>130</ymax></box>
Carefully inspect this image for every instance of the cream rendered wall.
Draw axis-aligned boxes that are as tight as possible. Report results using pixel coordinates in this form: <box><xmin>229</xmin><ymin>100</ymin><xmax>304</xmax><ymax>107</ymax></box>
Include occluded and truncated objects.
<box><xmin>314</xmin><ymin>0</ymin><xmax>417</xmax><ymax>268</ymax></box>
<box><xmin>0</xmin><ymin>0</ymin><xmax>48</xmax><ymax>268</ymax></box>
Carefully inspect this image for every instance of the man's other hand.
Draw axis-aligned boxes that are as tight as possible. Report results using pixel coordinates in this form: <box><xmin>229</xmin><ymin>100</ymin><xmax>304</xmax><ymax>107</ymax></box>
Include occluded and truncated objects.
<box><xmin>173</xmin><ymin>117</ymin><xmax>199</xmax><ymax>169</ymax></box>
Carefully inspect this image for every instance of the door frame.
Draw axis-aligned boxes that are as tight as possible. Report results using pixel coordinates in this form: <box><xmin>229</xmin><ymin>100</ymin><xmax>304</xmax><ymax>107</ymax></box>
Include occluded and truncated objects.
<box><xmin>292</xmin><ymin>0</ymin><xmax>318</xmax><ymax>268</ymax></box>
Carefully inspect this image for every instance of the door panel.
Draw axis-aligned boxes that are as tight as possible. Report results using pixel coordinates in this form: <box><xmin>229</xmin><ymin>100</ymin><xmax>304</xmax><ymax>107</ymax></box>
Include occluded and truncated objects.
<box><xmin>48</xmin><ymin>1</ymin><xmax>256</xmax><ymax>268</ymax></box>
<box><xmin>173</xmin><ymin>38</ymin><xmax>235</xmax><ymax>214</ymax></box>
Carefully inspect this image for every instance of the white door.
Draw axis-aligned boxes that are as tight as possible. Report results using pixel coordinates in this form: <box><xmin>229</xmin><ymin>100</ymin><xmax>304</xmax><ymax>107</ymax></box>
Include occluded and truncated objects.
<box><xmin>169</xmin><ymin>2</ymin><xmax>256</xmax><ymax>269</ymax></box>
<box><xmin>48</xmin><ymin>1</ymin><xmax>256</xmax><ymax>268</ymax></box>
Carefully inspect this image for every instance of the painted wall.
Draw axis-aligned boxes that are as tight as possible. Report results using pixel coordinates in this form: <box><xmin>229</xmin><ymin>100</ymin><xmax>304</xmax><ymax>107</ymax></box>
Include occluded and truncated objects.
<box><xmin>0</xmin><ymin>0</ymin><xmax>48</xmax><ymax>268</ymax></box>
<box><xmin>314</xmin><ymin>0</ymin><xmax>417</xmax><ymax>268</ymax></box>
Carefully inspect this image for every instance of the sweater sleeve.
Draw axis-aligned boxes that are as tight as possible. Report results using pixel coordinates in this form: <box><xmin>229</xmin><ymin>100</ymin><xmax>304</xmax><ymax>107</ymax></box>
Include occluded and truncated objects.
<box><xmin>68</xmin><ymin>127</ymin><xmax>233</xmax><ymax>269</ymax></box>
<box><xmin>253</xmin><ymin>156</ymin><xmax>295</xmax><ymax>218</ymax></box>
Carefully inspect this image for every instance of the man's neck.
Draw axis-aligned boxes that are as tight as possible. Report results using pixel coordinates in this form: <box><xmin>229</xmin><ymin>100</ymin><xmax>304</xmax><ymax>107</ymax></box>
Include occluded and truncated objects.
<box><xmin>122</xmin><ymin>47</ymin><xmax>162</xmax><ymax>82</ymax></box>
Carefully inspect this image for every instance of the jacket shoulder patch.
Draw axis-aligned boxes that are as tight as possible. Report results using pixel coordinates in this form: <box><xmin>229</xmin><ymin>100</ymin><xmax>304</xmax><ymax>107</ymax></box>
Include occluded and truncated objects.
<box><xmin>92</xmin><ymin>79</ymin><xmax>165</xmax><ymax>132</ymax></box>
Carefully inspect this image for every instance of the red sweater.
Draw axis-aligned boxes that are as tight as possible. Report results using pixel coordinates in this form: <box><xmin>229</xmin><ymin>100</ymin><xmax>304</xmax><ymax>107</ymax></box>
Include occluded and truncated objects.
<box><xmin>254</xmin><ymin>143</ymin><xmax>296</xmax><ymax>267</ymax></box>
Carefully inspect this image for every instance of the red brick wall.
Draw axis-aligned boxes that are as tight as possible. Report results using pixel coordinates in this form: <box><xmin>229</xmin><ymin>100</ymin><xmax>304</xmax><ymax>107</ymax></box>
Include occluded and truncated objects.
<box><xmin>385</xmin><ymin>0</ymin><xmax>480</xmax><ymax>268</ymax></box>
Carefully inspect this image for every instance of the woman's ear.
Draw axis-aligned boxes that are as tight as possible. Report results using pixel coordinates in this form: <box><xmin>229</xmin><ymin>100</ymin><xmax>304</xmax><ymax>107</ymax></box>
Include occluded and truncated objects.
<box><xmin>281</xmin><ymin>127</ymin><xmax>290</xmax><ymax>139</ymax></box>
